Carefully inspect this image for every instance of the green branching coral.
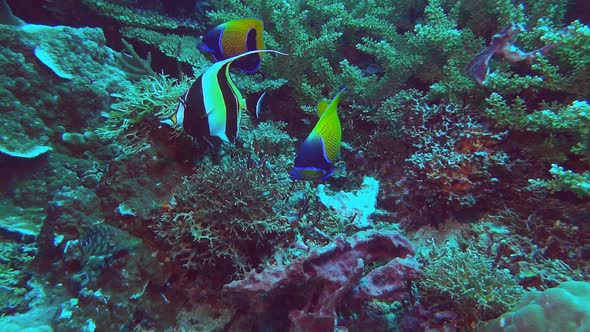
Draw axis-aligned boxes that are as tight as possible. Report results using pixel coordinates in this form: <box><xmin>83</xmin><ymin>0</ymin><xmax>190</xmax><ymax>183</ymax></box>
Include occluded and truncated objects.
<box><xmin>528</xmin><ymin>164</ymin><xmax>590</xmax><ymax>198</ymax></box>
<box><xmin>152</xmin><ymin>121</ymin><xmax>296</xmax><ymax>277</ymax></box>
<box><xmin>204</xmin><ymin>0</ymin><xmax>482</xmax><ymax>132</ymax></box>
<box><xmin>120</xmin><ymin>27</ymin><xmax>210</xmax><ymax>66</ymax></box>
<box><xmin>81</xmin><ymin>0</ymin><xmax>200</xmax><ymax>30</ymax></box>
<box><xmin>207</xmin><ymin>0</ymin><xmax>406</xmax><ymax>108</ymax></box>
<box><xmin>420</xmin><ymin>244</ymin><xmax>524</xmax><ymax>321</ymax></box>
<box><xmin>80</xmin><ymin>0</ymin><xmax>203</xmax><ymax>66</ymax></box>
<box><xmin>526</xmin><ymin>100</ymin><xmax>590</xmax><ymax>155</ymax></box>
<box><xmin>487</xmin><ymin>96</ymin><xmax>590</xmax><ymax>198</ymax></box>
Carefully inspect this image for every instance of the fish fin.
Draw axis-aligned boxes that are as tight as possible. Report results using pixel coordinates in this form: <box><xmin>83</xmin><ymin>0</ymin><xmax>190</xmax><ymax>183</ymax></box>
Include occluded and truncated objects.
<box><xmin>308</xmin><ymin>89</ymin><xmax>345</xmax><ymax>162</ymax></box>
<box><xmin>161</xmin><ymin>113</ymin><xmax>178</xmax><ymax>126</ymax></box>
<box><xmin>255</xmin><ymin>91</ymin><xmax>267</xmax><ymax>118</ymax></box>
<box><xmin>466</xmin><ymin>48</ymin><xmax>494</xmax><ymax>85</ymax></box>
<box><xmin>317</xmin><ymin>100</ymin><xmax>329</xmax><ymax>117</ymax></box>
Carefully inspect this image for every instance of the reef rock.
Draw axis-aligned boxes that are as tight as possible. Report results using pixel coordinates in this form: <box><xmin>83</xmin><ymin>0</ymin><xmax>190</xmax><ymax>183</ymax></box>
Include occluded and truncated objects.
<box><xmin>0</xmin><ymin>23</ymin><xmax>131</xmax><ymax>158</ymax></box>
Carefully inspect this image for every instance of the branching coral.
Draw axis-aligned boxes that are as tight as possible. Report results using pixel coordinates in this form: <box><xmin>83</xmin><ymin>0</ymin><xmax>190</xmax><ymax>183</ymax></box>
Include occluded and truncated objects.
<box><xmin>80</xmin><ymin>0</ymin><xmax>203</xmax><ymax>66</ymax></box>
<box><xmin>528</xmin><ymin>164</ymin><xmax>590</xmax><ymax>198</ymax></box>
<box><xmin>94</xmin><ymin>73</ymin><xmax>191</xmax><ymax>157</ymax></box>
<box><xmin>205</xmin><ymin>0</ymin><xmax>483</xmax><ymax>114</ymax></box>
<box><xmin>487</xmin><ymin>92</ymin><xmax>590</xmax><ymax>198</ymax></box>
<box><xmin>420</xmin><ymin>243</ymin><xmax>524</xmax><ymax>322</ymax></box>
<box><xmin>120</xmin><ymin>27</ymin><xmax>210</xmax><ymax>66</ymax></box>
<box><xmin>390</xmin><ymin>95</ymin><xmax>510</xmax><ymax>226</ymax></box>
<box><xmin>0</xmin><ymin>240</ymin><xmax>37</xmax><ymax>314</ymax></box>
<box><xmin>81</xmin><ymin>0</ymin><xmax>200</xmax><ymax>30</ymax></box>
<box><xmin>152</xmin><ymin>122</ymin><xmax>296</xmax><ymax>277</ymax></box>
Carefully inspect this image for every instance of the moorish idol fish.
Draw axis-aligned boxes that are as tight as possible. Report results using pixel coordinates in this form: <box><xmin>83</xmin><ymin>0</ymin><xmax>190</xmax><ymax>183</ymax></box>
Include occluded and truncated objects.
<box><xmin>162</xmin><ymin>49</ymin><xmax>287</xmax><ymax>143</ymax></box>
<box><xmin>198</xmin><ymin>18</ymin><xmax>265</xmax><ymax>73</ymax></box>
<box><xmin>290</xmin><ymin>88</ymin><xmax>345</xmax><ymax>181</ymax></box>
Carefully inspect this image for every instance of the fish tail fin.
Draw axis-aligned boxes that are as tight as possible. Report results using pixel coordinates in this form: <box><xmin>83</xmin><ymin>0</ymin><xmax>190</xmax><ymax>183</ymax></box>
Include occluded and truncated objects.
<box><xmin>161</xmin><ymin>113</ymin><xmax>178</xmax><ymax>127</ymax></box>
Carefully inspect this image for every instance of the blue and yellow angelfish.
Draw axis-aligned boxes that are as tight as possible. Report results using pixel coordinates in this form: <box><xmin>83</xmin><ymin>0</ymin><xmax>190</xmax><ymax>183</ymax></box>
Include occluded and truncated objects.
<box><xmin>198</xmin><ymin>18</ymin><xmax>265</xmax><ymax>73</ymax></box>
<box><xmin>290</xmin><ymin>88</ymin><xmax>345</xmax><ymax>181</ymax></box>
<box><xmin>162</xmin><ymin>49</ymin><xmax>287</xmax><ymax>143</ymax></box>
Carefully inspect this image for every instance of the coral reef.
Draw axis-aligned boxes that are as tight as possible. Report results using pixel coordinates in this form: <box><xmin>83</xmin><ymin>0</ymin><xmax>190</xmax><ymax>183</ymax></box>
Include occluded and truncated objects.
<box><xmin>0</xmin><ymin>0</ymin><xmax>589</xmax><ymax>331</ymax></box>
<box><xmin>375</xmin><ymin>93</ymin><xmax>511</xmax><ymax>228</ymax></box>
<box><xmin>95</xmin><ymin>73</ymin><xmax>191</xmax><ymax>157</ymax></box>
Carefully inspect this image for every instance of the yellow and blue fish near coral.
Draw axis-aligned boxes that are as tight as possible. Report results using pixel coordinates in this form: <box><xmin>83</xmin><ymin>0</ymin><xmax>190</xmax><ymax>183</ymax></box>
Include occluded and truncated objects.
<box><xmin>198</xmin><ymin>18</ymin><xmax>265</xmax><ymax>73</ymax></box>
<box><xmin>290</xmin><ymin>88</ymin><xmax>345</xmax><ymax>181</ymax></box>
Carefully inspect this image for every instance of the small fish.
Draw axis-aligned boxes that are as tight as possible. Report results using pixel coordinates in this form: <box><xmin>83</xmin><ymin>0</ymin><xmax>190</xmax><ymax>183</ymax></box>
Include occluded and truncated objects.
<box><xmin>79</xmin><ymin>224</ymin><xmax>141</xmax><ymax>257</ymax></box>
<box><xmin>198</xmin><ymin>18</ymin><xmax>265</xmax><ymax>73</ymax></box>
<box><xmin>290</xmin><ymin>88</ymin><xmax>345</xmax><ymax>181</ymax></box>
<box><xmin>162</xmin><ymin>49</ymin><xmax>287</xmax><ymax>143</ymax></box>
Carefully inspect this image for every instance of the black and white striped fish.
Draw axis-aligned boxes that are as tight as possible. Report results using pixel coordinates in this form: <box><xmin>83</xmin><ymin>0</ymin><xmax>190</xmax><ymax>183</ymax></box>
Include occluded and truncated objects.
<box><xmin>162</xmin><ymin>49</ymin><xmax>287</xmax><ymax>143</ymax></box>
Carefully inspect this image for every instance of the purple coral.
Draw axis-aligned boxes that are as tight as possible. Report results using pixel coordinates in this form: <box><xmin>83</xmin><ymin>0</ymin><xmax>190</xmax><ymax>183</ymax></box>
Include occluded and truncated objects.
<box><xmin>223</xmin><ymin>229</ymin><xmax>420</xmax><ymax>331</ymax></box>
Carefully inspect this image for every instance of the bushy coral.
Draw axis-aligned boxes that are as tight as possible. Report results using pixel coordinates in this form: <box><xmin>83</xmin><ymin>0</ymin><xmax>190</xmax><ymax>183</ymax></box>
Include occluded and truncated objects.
<box><xmin>528</xmin><ymin>163</ymin><xmax>590</xmax><ymax>198</ymax></box>
<box><xmin>420</xmin><ymin>243</ymin><xmax>524</xmax><ymax>322</ymax></box>
<box><xmin>487</xmin><ymin>87</ymin><xmax>590</xmax><ymax>198</ymax></box>
<box><xmin>386</xmin><ymin>94</ymin><xmax>511</xmax><ymax>226</ymax></box>
<box><xmin>526</xmin><ymin>100</ymin><xmax>590</xmax><ymax>156</ymax></box>
<box><xmin>206</xmin><ymin>0</ymin><xmax>481</xmax><ymax>111</ymax></box>
<box><xmin>152</xmin><ymin>121</ymin><xmax>296</xmax><ymax>277</ymax></box>
<box><xmin>94</xmin><ymin>73</ymin><xmax>191</xmax><ymax>157</ymax></box>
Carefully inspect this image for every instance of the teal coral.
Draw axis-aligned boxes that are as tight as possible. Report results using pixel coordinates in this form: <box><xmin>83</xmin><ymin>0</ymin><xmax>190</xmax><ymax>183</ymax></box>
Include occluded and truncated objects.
<box><xmin>420</xmin><ymin>244</ymin><xmax>524</xmax><ymax>321</ymax></box>
<box><xmin>528</xmin><ymin>164</ymin><xmax>590</xmax><ymax>198</ymax></box>
<box><xmin>80</xmin><ymin>0</ymin><xmax>203</xmax><ymax>66</ymax></box>
<box><xmin>95</xmin><ymin>73</ymin><xmax>191</xmax><ymax>156</ymax></box>
<box><xmin>0</xmin><ymin>240</ymin><xmax>37</xmax><ymax>314</ymax></box>
<box><xmin>120</xmin><ymin>27</ymin><xmax>210</xmax><ymax>66</ymax></box>
<box><xmin>480</xmin><ymin>281</ymin><xmax>590</xmax><ymax>332</ymax></box>
<box><xmin>526</xmin><ymin>100</ymin><xmax>590</xmax><ymax>155</ymax></box>
<box><xmin>81</xmin><ymin>0</ymin><xmax>199</xmax><ymax>30</ymax></box>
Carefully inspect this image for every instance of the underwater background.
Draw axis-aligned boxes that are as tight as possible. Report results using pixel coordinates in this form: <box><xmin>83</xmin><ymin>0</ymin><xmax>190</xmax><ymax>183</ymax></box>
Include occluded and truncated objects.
<box><xmin>1</xmin><ymin>0</ymin><xmax>590</xmax><ymax>331</ymax></box>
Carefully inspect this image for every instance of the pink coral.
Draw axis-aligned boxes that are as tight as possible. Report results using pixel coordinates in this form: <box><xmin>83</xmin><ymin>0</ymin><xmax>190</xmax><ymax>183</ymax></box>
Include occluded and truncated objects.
<box><xmin>223</xmin><ymin>229</ymin><xmax>420</xmax><ymax>331</ymax></box>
